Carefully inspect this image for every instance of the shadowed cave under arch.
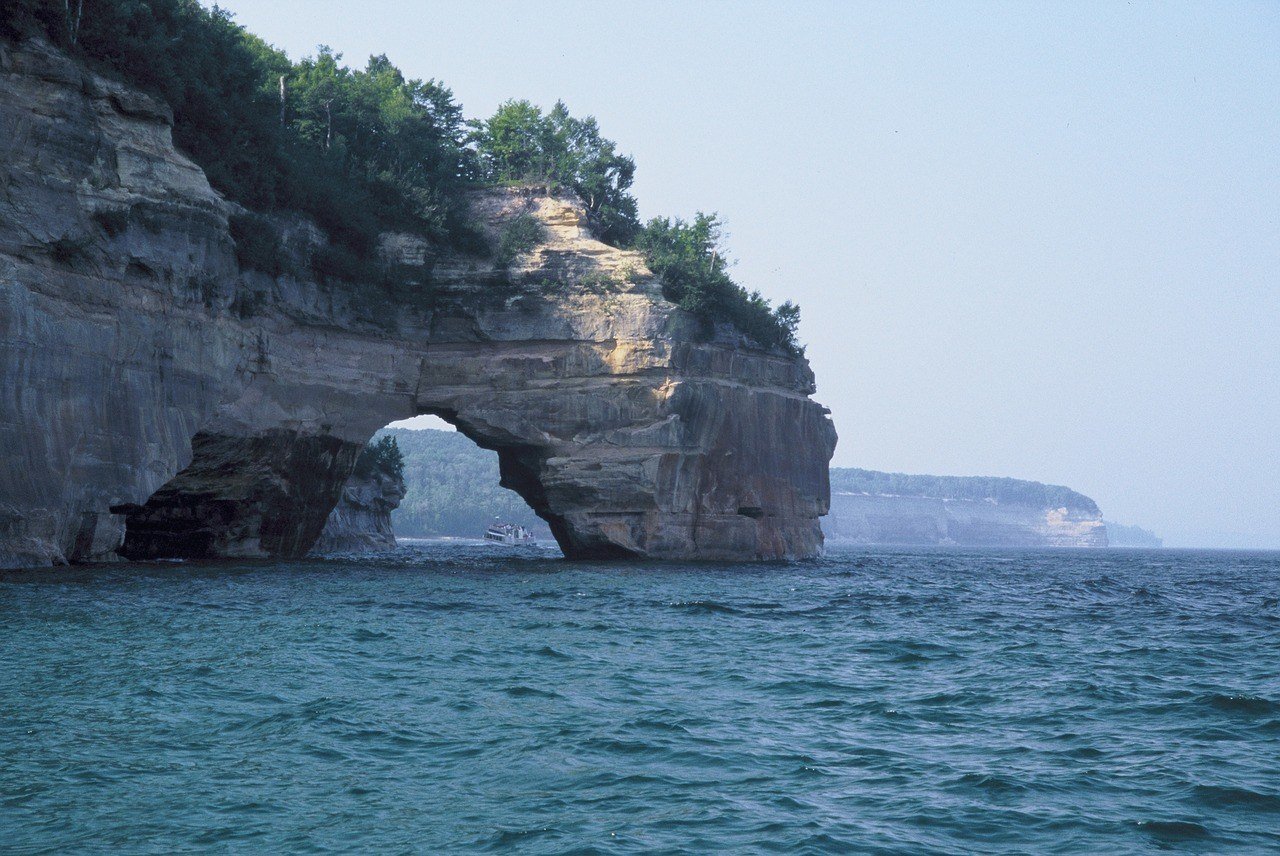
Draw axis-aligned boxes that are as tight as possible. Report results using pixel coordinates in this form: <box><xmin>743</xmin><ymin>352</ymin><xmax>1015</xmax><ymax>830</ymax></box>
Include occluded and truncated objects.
<box><xmin>115</xmin><ymin>409</ymin><xmax>619</xmax><ymax>557</ymax></box>
<box><xmin>112</xmin><ymin>408</ymin><xmax>632</xmax><ymax>562</ymax></box>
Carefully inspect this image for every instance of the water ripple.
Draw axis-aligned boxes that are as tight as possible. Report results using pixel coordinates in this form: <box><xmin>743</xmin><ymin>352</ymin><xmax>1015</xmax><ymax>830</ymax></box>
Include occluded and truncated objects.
<box><xmin>2</xmin><ymin>544</ymin><xmax>1278</xmax><ymax>853</ymax></box>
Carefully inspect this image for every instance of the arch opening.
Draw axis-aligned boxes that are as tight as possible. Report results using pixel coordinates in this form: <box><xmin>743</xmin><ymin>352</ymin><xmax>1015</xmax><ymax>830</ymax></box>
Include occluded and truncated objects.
<box><xmin>314</xmin><ymin>414</ymin><xmax>565</xmax><ymax>555</ymax></box>
<box><xmin>111</xmin><ymin>408</ymin><xmax>585</xmax><ymax>561</ymax></box>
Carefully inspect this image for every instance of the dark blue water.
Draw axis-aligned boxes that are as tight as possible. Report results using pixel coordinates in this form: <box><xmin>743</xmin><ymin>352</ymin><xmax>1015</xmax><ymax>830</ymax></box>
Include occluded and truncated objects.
<box><xmin>3</xmin><ymin>545</ymin><xmax>1278</xmax><ymax>854</ymax></box>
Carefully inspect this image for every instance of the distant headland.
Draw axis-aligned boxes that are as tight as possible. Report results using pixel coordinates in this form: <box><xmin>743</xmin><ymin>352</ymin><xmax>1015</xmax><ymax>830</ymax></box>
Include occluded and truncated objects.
<box><xmin>352</xmin><ymin>429</ymin><xmax>1157</xmax><ymax>551</ymax></box>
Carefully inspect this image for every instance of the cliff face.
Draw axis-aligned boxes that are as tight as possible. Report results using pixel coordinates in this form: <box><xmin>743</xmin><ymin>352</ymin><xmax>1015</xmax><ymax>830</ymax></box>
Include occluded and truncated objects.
<box><xmin>0</xmin><ymin>39</ymin><xmax>836</xmax><ymax>568</ymax></box>
<box><xmin>823</xmin><ymin>487</ymin><xmax>1107</xmax><ymax>548</ymax></box>
<box><xmin>312</xmin><ymin>468</ymin><xmax>406</xmax><ymax>554</ymax></box>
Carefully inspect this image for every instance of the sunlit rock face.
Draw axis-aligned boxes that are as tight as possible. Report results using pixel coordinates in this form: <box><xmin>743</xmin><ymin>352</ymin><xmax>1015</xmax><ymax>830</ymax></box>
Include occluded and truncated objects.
<box><xmin>0</xmin><ymin>38</ymin><xmax>836</xmax><ymax>568</ymax></box>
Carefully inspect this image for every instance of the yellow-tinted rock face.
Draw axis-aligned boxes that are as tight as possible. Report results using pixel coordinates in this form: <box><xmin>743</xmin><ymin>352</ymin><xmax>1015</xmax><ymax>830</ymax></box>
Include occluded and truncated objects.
<box><xmin>0</xmin><ymin>39</ymin><xmax>836</xmax><ymax>567</ymax></box>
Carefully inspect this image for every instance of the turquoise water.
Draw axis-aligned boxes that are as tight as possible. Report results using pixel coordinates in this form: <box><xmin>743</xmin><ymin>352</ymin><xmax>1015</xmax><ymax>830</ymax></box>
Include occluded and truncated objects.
<box><xmin>2</xmin><ymin>545</ymin><xmax>1278</xmax><ymax>854</ymax></box>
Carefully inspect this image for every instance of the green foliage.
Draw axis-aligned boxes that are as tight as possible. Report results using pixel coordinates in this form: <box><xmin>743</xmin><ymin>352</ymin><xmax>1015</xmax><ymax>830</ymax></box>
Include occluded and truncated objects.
<box><xmin>311</xmin><ymin>243</ymin><xmax>370</xmax><ymax>284</ymax></box>
<box><xmin>2</xmin><ymin>0</ymin><xmax>476</xmax><ymax>268</ymax></box>
<box><xmin>633</xmin><ymin>214</ymin><xmax>801</xmax><ymax>352</ymax></box>
<box><xmin>378</xmin><ymin>428</ymin><xmax>546</xmax><ymax>537</ymax></box>
<box><xmin>578</xmin><ymin>270</ymin><xmax>624</xmax><ymax>293</ymax></box>
<box><xmin>828</xmin><ymin>468</ymin><xmax>1101</xmax><ymax>514</ymax></box>
<box><xmin>354</xmin><ymin>435</ymin><xmax>404</xmax><ymax>480</ymax></box>
<box><xmin>1</xmin><ymin>2</ymin><xmax>804</xmax><ymax>346</ymax></box>
<box><xmin>470</xmin><ymin>100</ymin><xmax>639</xmax><ymax>245</ymax></box>
<box><xmin>227</xmin><ymin>212</ymin><xmax>283</xmax><ymax>276</ymax></box>
<box><xmin>493</xmin><ymin>214</ymin><xmax>544</xmax><ymax>268</ymax></box>
<box><xmin>284</xmin><ymin>47</ymin><xmax>476</xmax><ymax>245</ymax></box>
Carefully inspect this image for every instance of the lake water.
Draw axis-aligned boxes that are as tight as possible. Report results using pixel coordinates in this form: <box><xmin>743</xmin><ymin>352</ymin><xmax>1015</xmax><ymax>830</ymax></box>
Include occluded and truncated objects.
<box><xmin>2</xmin><ymin>545</ymin><xmax>1278</xmax><ymax>853</ymax></box>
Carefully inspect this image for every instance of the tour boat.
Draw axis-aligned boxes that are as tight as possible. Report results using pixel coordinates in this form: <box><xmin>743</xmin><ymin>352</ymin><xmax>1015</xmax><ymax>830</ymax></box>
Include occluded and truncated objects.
<box><xmin>483</xmin><ymin>522</ymin><xmax>536</xmax><ymax>546</ymax></box>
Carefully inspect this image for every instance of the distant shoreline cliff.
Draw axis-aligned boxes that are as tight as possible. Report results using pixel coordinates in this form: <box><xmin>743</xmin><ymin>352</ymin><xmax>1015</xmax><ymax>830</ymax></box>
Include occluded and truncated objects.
<box><xmin>374</xmin><ymin>431</ymin><xmax>1135</xmax><ymax>549</ymax></box>
<box><xmin>826</xmin><ymin>468</ymin><xmax>1107</xmax><ymax>548</ymax></box>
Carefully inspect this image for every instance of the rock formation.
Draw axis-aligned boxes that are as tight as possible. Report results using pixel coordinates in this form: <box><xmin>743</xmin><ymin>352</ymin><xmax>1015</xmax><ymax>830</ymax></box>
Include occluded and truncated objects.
<box><xmin>0</xmin><ymin>38</ymin><xmax>836</xmax><ymax>568</ymax></box>
<box><xmin>312</xmin><ymin>466</ymin><xmax>406</xmax><ymax>554</ymax></box>
<box><xmin>823</xmin><ymin>469</ymin><xmax>1107</xmax><ymax>548</ymax></box>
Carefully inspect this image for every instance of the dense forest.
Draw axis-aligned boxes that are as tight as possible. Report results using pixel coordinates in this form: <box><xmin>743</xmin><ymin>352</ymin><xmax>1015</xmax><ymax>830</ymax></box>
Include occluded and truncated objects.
<box><xmin>829</xmin><ymin>468</ymin><xmax>1101</xmax><ymax>514</ymax></box>
<box><xmin>353</xmin><ymin>435</ymin><xmax>404</xmax><ymax>480</ymax></box>
<box><xmin>377</xmin><ymin>429</ymin><xmax>547</xmax><ymax>538</ymax></box>
<box><xmin>1</xmin><ymin>0</ymin><xmax>800</xmax><ymax>351</ymax></box>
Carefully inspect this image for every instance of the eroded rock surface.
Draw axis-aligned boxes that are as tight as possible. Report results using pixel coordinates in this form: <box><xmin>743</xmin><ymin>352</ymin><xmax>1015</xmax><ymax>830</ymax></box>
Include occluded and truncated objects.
<box><xmin>312</xmin><ymin>465</ymin><xmax>406</xmax><ymax>554</ymax></box>
<box><xmin>0</xmin><ymin>38</ymin><xmax>836</xmax><ymax>568</ymax></box>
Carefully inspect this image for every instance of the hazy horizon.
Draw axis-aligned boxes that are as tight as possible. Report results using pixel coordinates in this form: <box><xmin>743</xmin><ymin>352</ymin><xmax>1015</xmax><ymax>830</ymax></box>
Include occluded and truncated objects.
<box><xmin>210</xmin><ymin>1</ymin><xmax>1279</xmax><ymax>549</ymax></box>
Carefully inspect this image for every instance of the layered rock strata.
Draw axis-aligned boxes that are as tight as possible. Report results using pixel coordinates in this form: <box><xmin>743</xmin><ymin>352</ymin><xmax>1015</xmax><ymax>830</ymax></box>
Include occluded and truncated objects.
<box><xmin>0</xmin><ymin>38</ymin><xmax>836</xmax><ymax>568</ymax></box>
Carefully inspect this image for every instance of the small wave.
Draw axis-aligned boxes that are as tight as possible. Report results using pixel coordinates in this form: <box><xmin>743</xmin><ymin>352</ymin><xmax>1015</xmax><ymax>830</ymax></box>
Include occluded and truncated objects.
<box><xmin>889</xmin><ymin>651</ymin><xmax>938</xmax><ymax>664</ymax></box>
<box><xmin>380</xmin><ymin>600</ymin><xmax>475</xmax><ymax>613</ymax></box>
<box><xmin>863</xmin><ymin>638</ymin><xmax>956</xmax><ymax>661</ymax></box>
<box><xmin>477</xmin><ymin>826</ymin><xmax>557</xmax><ymax>851</ymax></box>
<box><xmin>765</xmin><ymin>677</ymin><xmax>858</xmax><ymax>695</ymax></box>
<box><xmin>503</xmin><ymin>685</ymin><xmax>561</xmax><ymax>699</ymax></box>
<box><xmin>953</xmin><ymin>772</ymin><xmax>1028</xmax><ymax>795</ymax></box>
<box><xmin>739</xmin><ymin>600</ymin><xmax>785</xmax><ymax>610</ymax></box>
<box><xmin>1065</xmin><ymin>746</ymin><xmax>1105</xmax><ymax>759</ymax></box>
<box><xmin>913</xmin><ymin>690</ymin><xmax>991</xmax><ymax>707</ymax></box>
<box><xmin>583</xmin><ymin>736</ymin><xmax>658</xmax><ymax>755</ymax></box>
<box><xmin>625</xmin><ymin>717</ymin><xmax>691</xmax><ymax>734</ymax></box>
<box><xmin>1202</xmin><ymin>693</ymin><xmax>1279</xmax><ymax>716</ymax></box>
<box><xmin>667</xmin><ymin>600</ymin><xmax>743</xmax><ymax>616</ymax></box>
<box><xmin>1130</xmin><ymin>586</ymin><xmax>1167</xmax><ymax>603</ymax></box>
<box><xmin>1135</xmin><ymin>819</ymin><xmax>1211</xmax><ymax>842</ymax></box>
<box><xmin>1192</xmin><ymin>784</ymin><xmax>1280</xmax><ymax>811</ymax></box>
<box><xmin>533</xmin><ymin>645</ymin><xmax>572</xmax><ymax>660</ymax></box>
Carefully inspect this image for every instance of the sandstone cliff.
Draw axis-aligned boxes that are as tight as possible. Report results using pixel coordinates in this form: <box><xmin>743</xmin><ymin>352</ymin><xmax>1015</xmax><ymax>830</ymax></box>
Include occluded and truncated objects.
<box><xmin>823</xmin><ymin>469</ymin><xmax>1107</xmax><ymax>548</ymax></box>
<box><xmin>0</xmin><ymin>39</ymin><xmax>836</xmax><ymax>568</ymax></box>
<box><xmin>312</xmin><ymin>468</ymin><xmax>406</xmax><ymax>554</ymax></box>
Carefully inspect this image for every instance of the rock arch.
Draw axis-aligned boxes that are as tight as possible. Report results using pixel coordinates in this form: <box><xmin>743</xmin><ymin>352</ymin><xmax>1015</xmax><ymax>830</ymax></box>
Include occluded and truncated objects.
<box><xmin>109</xmin><ymin>320</ymin><xmax>838</xmax><ymax>562</ymax></box>
<box><xmin>0</xmin><ymin>39</ymin><xmax>836</xmax><ymax>567</ymax></box>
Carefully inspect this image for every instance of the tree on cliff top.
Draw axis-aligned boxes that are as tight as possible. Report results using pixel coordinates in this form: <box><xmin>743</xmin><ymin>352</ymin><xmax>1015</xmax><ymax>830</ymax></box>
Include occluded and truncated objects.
<box><xmin>471</xmin><ymin>103</ymin><xmax>800</xmax><ymax>352</ymax></box>
<box><xmin>1</xmin><ymin>0</ymin><xmax>802</xmax><ymax>352</ymax></box>
<box><xmin>354</xmin><ymin>436</ymin><xmax>405</xmax><ymax>481</ymax></box>
<box><xmin>0</xmin><ymin>0</ymin><xmax>479</xmax><ymax>259</ymax></box>
<box><xmin>634</xmin><ymin>214</ymin><xmax>801</xmax><ymax>353</ymax></box>
<box><xmin>286</xmin><ymin>47</ymin><xmax>477</xmax><ymax>246</ymax></box>
<box><xmin>469</xmin><ymin>99</ymin><xmax>640</xmax><ymax>246</ymax></box>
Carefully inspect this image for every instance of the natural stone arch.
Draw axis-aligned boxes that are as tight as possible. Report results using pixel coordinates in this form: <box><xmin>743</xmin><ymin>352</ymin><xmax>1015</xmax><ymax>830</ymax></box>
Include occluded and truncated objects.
<box><xmin>0</xmin><ymin>40</ymin><xmax>835</xmax><ymax>567</ymax></box>
<box><xmin>111</xmin><ymin>327</ymin><xmax>836</xmax><ymax>562</ymax></box>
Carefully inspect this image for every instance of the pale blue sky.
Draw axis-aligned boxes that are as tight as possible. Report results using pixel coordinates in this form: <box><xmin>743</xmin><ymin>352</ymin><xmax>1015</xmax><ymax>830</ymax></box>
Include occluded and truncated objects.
<box><xmin>210</xmin><ymin>1</ymin><xmax>1279</xmax><ymax>547</ymax></box>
